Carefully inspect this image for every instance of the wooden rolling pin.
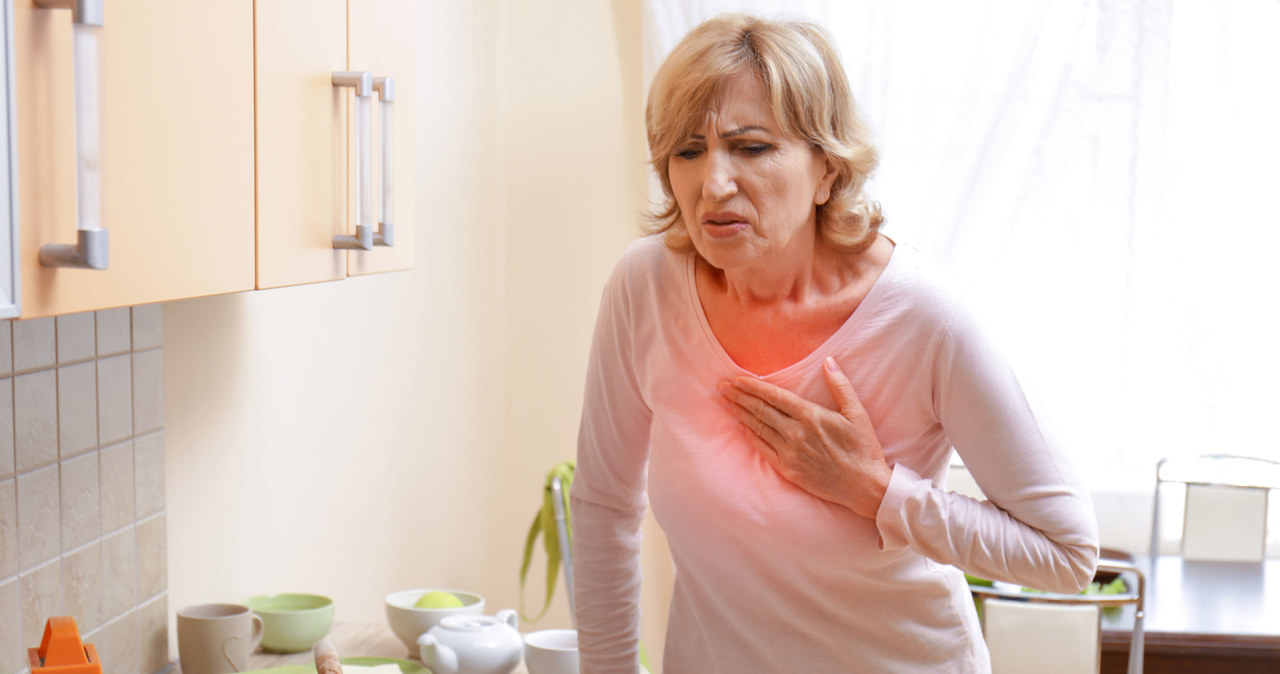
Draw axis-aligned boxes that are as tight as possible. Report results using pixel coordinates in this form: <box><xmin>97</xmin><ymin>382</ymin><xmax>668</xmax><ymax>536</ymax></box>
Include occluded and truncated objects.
<box><xmin>314</xmin><ymin>640</ymin><xmax>343</xmax><ymax>674</ymax></box>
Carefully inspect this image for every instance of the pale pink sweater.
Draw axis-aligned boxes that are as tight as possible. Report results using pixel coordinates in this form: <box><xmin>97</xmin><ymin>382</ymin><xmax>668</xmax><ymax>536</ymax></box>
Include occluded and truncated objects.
<box><xmin>571</xmin><ymin>236</ymin><xmax>1099</xmax><ymax>673</ymax></box>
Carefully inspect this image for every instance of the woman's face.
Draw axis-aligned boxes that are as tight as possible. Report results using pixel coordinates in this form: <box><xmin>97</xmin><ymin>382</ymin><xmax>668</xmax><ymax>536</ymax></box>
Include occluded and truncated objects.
<box><xmin>668</xmin><ymin>71</ymin><xmax>836</xmax><ymax>273</ymax></box>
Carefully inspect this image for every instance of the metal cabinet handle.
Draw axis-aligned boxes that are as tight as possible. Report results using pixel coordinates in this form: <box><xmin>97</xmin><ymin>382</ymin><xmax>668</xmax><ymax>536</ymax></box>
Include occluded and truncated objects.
<box><xmin>331</xmin><ymin>71</ymin><xmax>373</xmax><ymax>251</ymax></box>
<box><xmin>372</xmin><ymin>76</ymin><xmax>394</xmax><ymax>247</ymax></box>
<box><xmin>36</xmin><ymin>0</ymin><xmax>108</xmax><ymax>270</ymax></box>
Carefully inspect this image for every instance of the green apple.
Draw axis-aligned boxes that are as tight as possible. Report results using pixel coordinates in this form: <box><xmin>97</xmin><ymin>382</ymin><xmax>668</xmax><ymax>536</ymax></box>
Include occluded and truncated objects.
<box><xmin>414</xmin><ymin>591</ymin><xmax>464</xmax><ymax>609</ymax></box>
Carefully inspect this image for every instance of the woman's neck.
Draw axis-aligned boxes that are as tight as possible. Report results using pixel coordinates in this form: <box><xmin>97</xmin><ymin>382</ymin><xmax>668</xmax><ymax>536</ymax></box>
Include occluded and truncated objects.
<box><xmin>693</xmin><ymin>233</ymin><xmax>894</xmax><ymax>375</ymax></box>
<box><xmin>707</xmin><ymin>234</ymin><xmax>880</xmax><ymax>309</ymax></box>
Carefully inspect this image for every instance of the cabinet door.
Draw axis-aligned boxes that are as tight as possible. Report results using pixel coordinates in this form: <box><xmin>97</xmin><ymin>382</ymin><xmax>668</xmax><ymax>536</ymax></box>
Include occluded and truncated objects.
<box><xmin>348</xmin><ymin>0</ymin><xmax>416</xmax><ymax>277</ymax></box>
<box><xmin>256</xmin><ymin>0</ymin><xmax>415</xmax><ymax>288</ymax></box>
<box><xmin>253</xmin><ymin>0</ymin><xmax>347</xmax><ymax>289</ymax></box>
<box><xmin>14</xmin><ymin>0</ymin><xmax>255</xmax><ymax>318</ymax></box>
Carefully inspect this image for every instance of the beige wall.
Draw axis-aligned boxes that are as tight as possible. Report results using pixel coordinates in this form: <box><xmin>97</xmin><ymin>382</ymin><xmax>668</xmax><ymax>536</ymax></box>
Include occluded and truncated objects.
<box><xmin>494</xmin><ymin>0</ymin><xmax>672</xmax><ymax>664</ymax></box>
<box><xmin>496</xmin><ymin>0</ymin><xmax>653</xmax><ymax>632</ymax></box>
<box><xmin>164</xmin><ymin>0</ymin><xmax>660</xmax><ymax>665</ymax></box>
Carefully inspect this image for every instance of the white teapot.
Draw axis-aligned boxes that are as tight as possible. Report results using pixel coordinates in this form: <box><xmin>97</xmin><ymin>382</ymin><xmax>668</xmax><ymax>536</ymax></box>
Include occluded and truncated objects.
<box><xmin>417</xmin><ymin>609</ymin><xmax>522</xmax><ymax>674</ymax></box>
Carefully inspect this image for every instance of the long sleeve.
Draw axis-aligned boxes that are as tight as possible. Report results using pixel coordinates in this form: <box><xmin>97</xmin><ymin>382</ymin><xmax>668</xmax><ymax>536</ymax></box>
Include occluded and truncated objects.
<box><xmin>571</xmin><ymin>256</ymin><xmax>653</xmax><ymax>673</ymax></box>
<box><xmin>875</xmin><ymin>298</ymin><xmax>1099</xmax><ymax>594</ymax></box>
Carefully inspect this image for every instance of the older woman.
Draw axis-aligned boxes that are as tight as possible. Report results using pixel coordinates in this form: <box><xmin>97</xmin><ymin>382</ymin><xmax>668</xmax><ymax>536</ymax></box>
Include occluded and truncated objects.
<box><xmin>570</xmin><ymin>13</ymin><xmax>1098</xmax><ymax>673</ymax></box>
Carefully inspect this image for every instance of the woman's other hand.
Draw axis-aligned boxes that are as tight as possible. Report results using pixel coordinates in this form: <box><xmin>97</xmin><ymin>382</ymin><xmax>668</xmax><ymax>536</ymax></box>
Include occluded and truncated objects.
<box><xmin>718</xmin><ymin>357</ymin><xmax>892</xmax><ymax>519</ymax></box>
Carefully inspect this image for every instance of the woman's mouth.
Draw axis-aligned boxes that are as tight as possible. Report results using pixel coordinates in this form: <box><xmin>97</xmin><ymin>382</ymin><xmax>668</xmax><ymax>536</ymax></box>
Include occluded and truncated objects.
<box><xmin>701</xmin><ymin>213</ymin><xmax>748</xmax><ymax>238</ymax></box>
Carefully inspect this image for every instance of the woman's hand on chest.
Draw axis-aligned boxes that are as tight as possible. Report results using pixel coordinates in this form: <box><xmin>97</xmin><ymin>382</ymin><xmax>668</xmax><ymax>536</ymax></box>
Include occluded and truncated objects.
<box><xmin>717</xmin><ymin>356</ymin><xmax>893</xmax><ymax>519</ymax></box>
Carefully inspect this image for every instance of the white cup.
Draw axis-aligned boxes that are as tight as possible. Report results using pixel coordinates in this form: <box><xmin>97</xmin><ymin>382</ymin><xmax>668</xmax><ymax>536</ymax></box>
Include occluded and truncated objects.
<box><xmin>523</xmin><ymin>629</ymin><xmax>579</xmax><ymax>674</ymax></box>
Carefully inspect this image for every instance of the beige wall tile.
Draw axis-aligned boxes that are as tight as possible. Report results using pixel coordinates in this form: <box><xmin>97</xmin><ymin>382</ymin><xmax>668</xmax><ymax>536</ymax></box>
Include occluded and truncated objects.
<box><xmin>60</xmin><ymin>451</ymin><xmax>101</xmax><ymax>551</ymax></box>
<box><xmin>96</xmin><ymin>308</ymin><xmax>132</xmax><ymax>357</ymax></box>
<box><xmin>17</xmin><ymin>465</ymin><xmax>59</xmax><ymax>570</ymax></box>
<box><xmin>56</xmin><ymin>313</ymin><xmax>97</xmax><ymax>364</ymax></box>
<box><xmin>58</xmin><ymin>363</ymin><xmax>99</xmax><ymax>459</ymax></box>
<box><xmin>132</xmin><ymin>305</ymin><xmax>163</xmax><ymax>351</ymax></box>
<box><xmin>2</xmin><ymin>304</ymin><xmax>168</xmax><ymax>674</ymax></box>
<box><xmin>139</xmin><ymin>595</ymin><xmax>171</xmax><ymax>673</ymax></box>
<box><xmin>12</xmin><ymin>318</ymin><xmax>55</xmax><ymax>373</ymax></box>
<box><xmin>63</xmin><ymin>541</ymin><xmax>103</xmax><ymax>633</ymax></box>
<box><xmin>0</xmin><ymin>577</ymin><xmax>20</xmax><ymax>674</ymax></box>
<box><xmin>132</xmin><ymin>350</ymin><xmax>164</xmax><ymax>435</ymax></box>
<box><xmin>100</xmin><ymin>440</ymin><xmax>135</xmax><ymax>533</ymax></box>
<box><xmin>0</xmin><ymin>479</ymin><xmax>14</xmax><ymax>578</ymax></box>
<box><xmin>20</xmin><ymin>559</ymin><xmax>62</xmax><ymax>652</ymax></box>
<box><xmin>90</xmin><ymin>611</ymin><xmax>139</xmax><ymax>674</ymax></box>
<box><xmin>97</xmin><ymin>355</ymin><xmax>133</xmax><ymax>446</ymax></box>
<box><xmin>134</xmin><ymin>433</ymin><xmax>164</xmax><ymax>519</ymax></box>
<box><xmin>0</xmin><ymin>378</ymin><xmax>13</xmax><ymax>481</ymax></box>
<box><xmin>102</xmin><ymin>527</ymin><xmax>137</xmax><ymax>621</ymax></box>
<box><xmin>137</xmin><ymin>515</ymin><xmax>167</xmax><ymax>600</ymax></box>
<box><xmin>0</xmin><ymin>320</ymin><xmax>12</xmax><ymax>376</ymax></box>
<box><xmin>14</xmin><ymin>371</ymin><xmax>57</xmax><ymax>474</ymax></box>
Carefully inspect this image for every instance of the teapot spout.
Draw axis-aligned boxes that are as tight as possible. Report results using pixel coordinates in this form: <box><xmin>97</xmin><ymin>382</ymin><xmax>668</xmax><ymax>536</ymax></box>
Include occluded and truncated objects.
<box><xmin>417</xmin><ymin>633</ymin><xmax>459</xmax><ymax>674</ymax></box>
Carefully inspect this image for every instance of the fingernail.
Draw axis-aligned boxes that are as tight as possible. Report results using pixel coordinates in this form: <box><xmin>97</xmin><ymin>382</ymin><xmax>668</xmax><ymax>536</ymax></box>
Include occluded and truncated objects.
<box><xmin>824</xmin><ymin>357</ymin><xmax>839</xmax><ymax>372</ymax></box>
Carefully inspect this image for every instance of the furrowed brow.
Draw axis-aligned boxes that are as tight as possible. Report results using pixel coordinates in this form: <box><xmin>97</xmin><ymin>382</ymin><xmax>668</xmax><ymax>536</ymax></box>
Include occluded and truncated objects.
<box><xmin>721</xmin><ymin>126</ymin><xmax>769</xmax><ymax>138</ymax></box>
<box><xmin>689</xmin><ymin>125</ymin><xmax>770</xmax><ymax>141</ymax></box>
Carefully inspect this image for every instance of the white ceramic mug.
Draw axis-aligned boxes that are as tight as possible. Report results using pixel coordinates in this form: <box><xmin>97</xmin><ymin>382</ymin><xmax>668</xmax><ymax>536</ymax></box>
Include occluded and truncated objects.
<box><xmin>523</xmin><ymin>629</ymin><xmax>579</xmax><ymax>674</ymax></box>
<box><xmin>177</xmin><ymin>603</ymin><xmax>265</xmax><ymax>674</ymax></box>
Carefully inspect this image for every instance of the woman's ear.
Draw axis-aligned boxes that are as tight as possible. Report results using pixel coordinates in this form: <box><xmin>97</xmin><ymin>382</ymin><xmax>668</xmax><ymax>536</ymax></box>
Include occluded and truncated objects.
<box><xmin>815</xmin><ymin>154</ymin><xmax>839</xmax><ymax>206</ymax></box>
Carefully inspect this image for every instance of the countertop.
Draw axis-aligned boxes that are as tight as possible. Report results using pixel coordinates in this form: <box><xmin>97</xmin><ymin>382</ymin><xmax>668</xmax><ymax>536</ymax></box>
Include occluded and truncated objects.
<box><xmin>173</xmin><ymin>622</ymin><xmax>531</xmax><ymax>673</ymax></box>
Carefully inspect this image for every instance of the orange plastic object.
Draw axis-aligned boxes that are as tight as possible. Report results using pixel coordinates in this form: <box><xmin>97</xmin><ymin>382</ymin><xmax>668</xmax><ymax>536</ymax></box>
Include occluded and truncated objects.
<box><xmin>26</xmin><ymin>616</ymin><xmax>102</xmax><ymax>674</ymax></box>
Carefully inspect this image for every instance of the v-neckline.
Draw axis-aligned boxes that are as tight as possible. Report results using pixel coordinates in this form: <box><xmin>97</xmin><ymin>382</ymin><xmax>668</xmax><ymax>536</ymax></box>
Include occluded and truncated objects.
<box><xmin>683</xmin><ymin>243</ymin><xmax>901</xmax><ymax>381</ymax></box>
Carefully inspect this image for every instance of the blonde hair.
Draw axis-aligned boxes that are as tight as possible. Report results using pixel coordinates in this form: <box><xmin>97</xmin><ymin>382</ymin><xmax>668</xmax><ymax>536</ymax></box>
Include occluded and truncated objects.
<box><xmin>645</xmin><ymin>14</ymin><xmax>883</xmax><ymax>253</ymax></box>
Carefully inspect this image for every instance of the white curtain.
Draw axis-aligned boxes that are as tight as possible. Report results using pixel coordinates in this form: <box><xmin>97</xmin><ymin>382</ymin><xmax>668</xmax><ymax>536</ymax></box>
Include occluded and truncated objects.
<box><xmin>640</xmin><ymin>0</ymin><xmax>1280</xmax><ymax>478</ymax></box>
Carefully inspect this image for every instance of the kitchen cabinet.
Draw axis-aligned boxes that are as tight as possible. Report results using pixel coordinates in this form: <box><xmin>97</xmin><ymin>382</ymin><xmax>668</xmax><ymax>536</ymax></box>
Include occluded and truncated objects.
<box><xmin>13</xmin><ymin>0</ymin><xmax>256</xmax><ymax>318</ymax></box>
<box><xmin>255</xmin><ymin>0</ymin><xmax>416</xmax><ymax>289</ymax></box>
<box><xmin>11</xmin><ymin>0</ymin><xmax>415</xmax><ymax>318</ymax></box>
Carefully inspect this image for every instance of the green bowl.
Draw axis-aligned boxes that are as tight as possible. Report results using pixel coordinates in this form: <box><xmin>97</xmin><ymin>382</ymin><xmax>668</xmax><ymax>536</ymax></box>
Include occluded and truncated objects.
<box><xmin>243</xmin><ymin>593</ymin><xmax>335</xmax><ymax>653</ymax></box>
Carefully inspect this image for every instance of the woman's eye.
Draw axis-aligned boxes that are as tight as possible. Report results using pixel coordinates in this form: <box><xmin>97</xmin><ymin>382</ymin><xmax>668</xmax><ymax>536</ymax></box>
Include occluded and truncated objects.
<box><xmin>740</xmin><ymin>144</ymin><xmax>772</xmax><ymax>156</ymax></box>
<box><xmin>674</xmin><ymin>148</ymin><xmax>703</xmax><ymax>160</ymax></box>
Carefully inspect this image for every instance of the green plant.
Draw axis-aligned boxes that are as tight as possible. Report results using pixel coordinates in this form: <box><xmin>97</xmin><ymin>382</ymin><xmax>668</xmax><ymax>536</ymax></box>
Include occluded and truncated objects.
<box><xmin>520</xmin><ymin>460</ymin><xmax>575</xmax><ymax>622</ymax></box>
<box><xmin>519</xmin><ymin>460</ymin><xmax>652</xmax><ymax>671</ymax></box>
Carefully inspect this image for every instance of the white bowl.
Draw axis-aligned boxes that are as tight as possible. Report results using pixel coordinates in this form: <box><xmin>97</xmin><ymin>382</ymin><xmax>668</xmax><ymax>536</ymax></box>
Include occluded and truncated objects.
<box><xmin>523</xmin><ymin>629</ymin><xmax>579</xmax><ymax>674</ymax></box>
<box><xmin>384</xmin><ymin>589</ymin><xmax>484</xmax><ymax>654</ymax></box>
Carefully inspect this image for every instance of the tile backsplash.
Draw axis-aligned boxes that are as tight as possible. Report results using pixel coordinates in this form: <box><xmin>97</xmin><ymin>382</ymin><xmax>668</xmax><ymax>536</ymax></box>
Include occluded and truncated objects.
<box><xmin>0</xmin><ymin>306</ymin><xmax>168</xmax><ymax>674</ymax></box>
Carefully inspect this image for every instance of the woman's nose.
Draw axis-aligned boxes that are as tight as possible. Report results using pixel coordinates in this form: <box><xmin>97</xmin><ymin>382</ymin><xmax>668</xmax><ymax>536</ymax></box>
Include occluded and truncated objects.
<box><xmin>702</xmin><ymin>151</ymin><xmax>737</xmax><ymax>201</ymax></box>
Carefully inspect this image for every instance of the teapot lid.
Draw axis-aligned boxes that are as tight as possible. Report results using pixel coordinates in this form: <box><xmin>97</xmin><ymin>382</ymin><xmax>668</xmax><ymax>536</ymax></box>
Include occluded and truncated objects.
<box><xmin>439</xmin><ymin>615</ymin><xmax>504</xmax><ymax>632</ymax></box>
